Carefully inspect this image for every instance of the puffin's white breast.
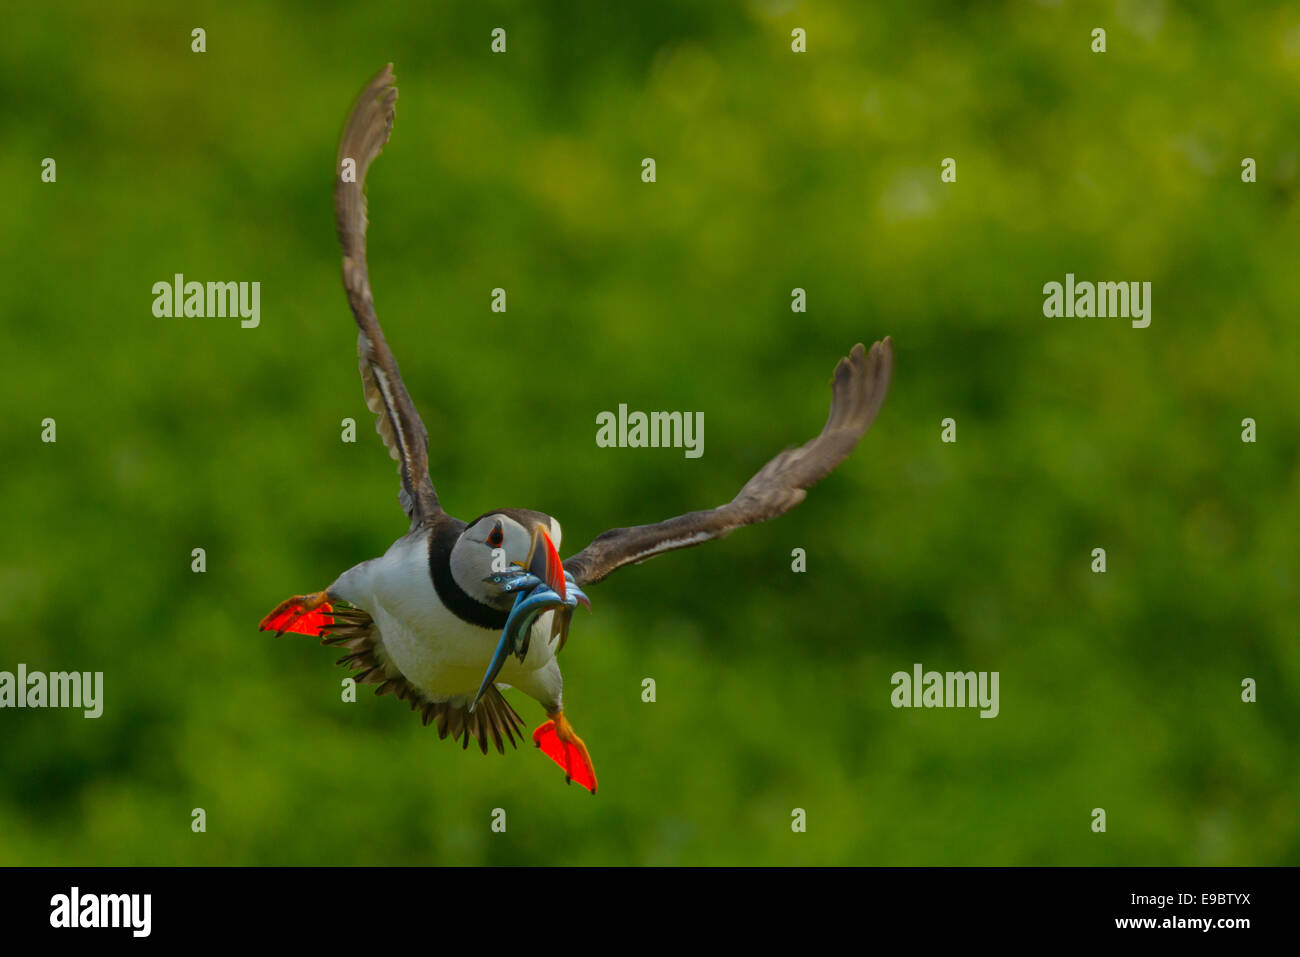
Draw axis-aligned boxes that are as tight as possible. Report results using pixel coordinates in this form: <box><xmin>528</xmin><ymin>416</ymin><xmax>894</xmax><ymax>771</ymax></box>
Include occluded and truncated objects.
<box><xmin>335</xmin><ymin>532</ymin><xmax>558</xmax><ymax>700</ymax></box>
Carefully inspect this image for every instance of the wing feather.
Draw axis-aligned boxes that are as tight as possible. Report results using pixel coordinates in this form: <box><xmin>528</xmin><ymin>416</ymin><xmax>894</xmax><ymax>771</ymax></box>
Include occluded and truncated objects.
<box><xmin>335</xmin><ymin>64</ymin><xmax>440</xmax><ymax>527</ymax></box>
<box><xmin>563</xmin><ymin>338</ymin><xmax>893</xmax><ymax>586</ymax></box>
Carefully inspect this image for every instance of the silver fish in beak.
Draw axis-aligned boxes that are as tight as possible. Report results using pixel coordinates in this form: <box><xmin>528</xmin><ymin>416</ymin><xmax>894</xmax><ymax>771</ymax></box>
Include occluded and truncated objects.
<box><xmin>469</xmin><ymin>566</ymin><xmax>590</xmax><ymax>713</ymax></box>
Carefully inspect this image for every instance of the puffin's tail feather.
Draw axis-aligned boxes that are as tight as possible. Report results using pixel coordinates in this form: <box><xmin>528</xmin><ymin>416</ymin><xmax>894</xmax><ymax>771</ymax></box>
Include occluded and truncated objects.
<box><xmin>315</xmin><ymin>604</ymin><xmax>526</xmax><ymax>754</ymax></box>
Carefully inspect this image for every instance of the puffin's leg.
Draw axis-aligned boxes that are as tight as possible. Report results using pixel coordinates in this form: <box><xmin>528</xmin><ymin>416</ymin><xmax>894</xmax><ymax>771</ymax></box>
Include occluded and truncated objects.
<box><xmin>258</xmin><ymin>590</ymin><xmax>334</xmax><ymax>637</ymax></box>
<box><xmin>534</xmin><ymin>711</ymin><xmax>598</xmax><ymax>794</ymax></box>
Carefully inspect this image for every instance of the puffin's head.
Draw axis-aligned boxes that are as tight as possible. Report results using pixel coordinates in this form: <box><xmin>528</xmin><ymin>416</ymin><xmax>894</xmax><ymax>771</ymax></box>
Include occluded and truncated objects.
<box><xmin>451</xmin><ymin>508</ymin><xmax>566</xmax><ymax>609</ymax></box>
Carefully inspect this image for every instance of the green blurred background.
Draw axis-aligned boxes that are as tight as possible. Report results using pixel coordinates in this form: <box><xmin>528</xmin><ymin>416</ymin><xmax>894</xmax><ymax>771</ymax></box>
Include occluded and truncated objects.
<box><xmin>1</xmin><ymin>0</ymin><xmax>1297</xmax><ymax>865</ymax></box>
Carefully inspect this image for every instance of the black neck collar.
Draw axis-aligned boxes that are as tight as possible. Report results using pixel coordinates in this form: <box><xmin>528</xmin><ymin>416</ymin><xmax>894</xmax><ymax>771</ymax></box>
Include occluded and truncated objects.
<box><xmin>427</xmin><ymin>517</ymin><xmax>509</xmax><ymax>630</ymax></box>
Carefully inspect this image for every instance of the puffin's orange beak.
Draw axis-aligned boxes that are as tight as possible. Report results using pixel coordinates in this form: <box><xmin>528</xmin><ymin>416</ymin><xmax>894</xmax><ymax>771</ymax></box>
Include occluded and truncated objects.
<box><xmin>523</xmin><ymin>525</ymin><xmax>566</xmax><ymax>601</ymax></box>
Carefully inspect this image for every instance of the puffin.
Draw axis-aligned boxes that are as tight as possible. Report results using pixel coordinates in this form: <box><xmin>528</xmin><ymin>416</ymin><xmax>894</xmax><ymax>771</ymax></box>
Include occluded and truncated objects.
<box><xmin>259</xmin><ymin>64</ymin><xmax>894</xmax><ymax>795</ymax></box>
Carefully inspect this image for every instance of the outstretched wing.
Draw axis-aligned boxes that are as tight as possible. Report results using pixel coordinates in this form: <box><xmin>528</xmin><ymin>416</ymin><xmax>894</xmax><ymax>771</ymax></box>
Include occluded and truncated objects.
<box><xmin>335</xmin><ymin>63</ymin><xmax>441</xmax><ymax>527</ymax></box>
<box><xmin>563</xmin><ymin>338</ymin><xmax>893</xmax><ymax>586</ymax></box>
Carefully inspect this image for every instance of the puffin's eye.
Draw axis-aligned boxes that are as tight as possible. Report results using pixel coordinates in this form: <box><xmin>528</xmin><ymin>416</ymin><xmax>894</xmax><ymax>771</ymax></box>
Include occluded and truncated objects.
<box><xmin>486</xmin><ymin>523</ymin><xmax>504</xmax><ymax>548</ymax></box>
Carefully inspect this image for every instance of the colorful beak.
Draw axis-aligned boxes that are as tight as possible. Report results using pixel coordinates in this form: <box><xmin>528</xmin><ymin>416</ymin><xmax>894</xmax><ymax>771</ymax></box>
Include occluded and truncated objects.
<box><xmin>522</xmin><ymin>525</ymin><xmax>566</xmax><ymax>602</ymax></box>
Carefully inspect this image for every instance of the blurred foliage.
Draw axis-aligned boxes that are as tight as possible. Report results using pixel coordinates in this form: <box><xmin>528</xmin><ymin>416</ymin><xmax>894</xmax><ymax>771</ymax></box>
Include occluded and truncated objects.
<box><xmin>1</xmin><ymin>0</ymin><xmax>1297</xmax><ymax>865</ymax></box>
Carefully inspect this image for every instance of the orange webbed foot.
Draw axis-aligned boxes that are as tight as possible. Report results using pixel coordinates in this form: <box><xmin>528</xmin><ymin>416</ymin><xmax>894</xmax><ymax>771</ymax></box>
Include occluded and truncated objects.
<box><xmin>258</xmin><ymin>591</ymin><xmax>333</xmax><ymax>637</ymax></box>
<box><xmin>534</xmin><ymin>712</ymin><xmax>598</xmax><ymax>794</ymax></box>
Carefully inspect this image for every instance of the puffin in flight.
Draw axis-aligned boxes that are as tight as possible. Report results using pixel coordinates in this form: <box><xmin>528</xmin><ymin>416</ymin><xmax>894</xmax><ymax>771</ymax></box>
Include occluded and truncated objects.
<box><xmin>259</xmin><ymin>64</ymin><xmax>894</xmax><ymax>794</ymax></box>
